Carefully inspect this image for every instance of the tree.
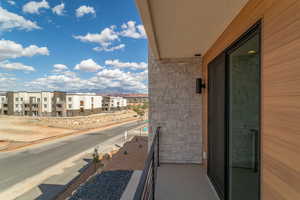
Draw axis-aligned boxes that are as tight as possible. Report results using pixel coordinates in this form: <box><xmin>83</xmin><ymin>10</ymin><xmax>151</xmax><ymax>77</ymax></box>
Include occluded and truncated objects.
<box><xmin>93</xmin><ymin>148</ymin><xmax>103</xmax><ymax>173</ymax></box>
<box><xmin>133</xmin><ymin>106</ymin><xmax>145</xmax><ymax>117</ymax></box>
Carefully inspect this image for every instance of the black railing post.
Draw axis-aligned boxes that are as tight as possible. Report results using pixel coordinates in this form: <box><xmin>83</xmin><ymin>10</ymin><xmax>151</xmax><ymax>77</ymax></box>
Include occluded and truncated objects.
<box><xmin>152</xmin><ymin>150</ymin><xmax>155</xmax><ymax>200</ymax></box>
<box><xmin>156</xmin><ymin>126</ymin><xmax>160</xmax><ymax>167</ymax></box>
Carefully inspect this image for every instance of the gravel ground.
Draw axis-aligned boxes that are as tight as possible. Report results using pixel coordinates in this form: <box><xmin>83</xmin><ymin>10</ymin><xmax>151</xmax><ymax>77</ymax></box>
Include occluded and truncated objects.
<box><xmin>69</xmin><ymin>170</ymin><xmax>133</xmax><ymax>200</ymax></box>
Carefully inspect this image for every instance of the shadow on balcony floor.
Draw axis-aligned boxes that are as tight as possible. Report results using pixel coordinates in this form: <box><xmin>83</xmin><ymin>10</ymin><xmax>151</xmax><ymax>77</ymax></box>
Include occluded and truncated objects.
<box><xmin>156</xmin><ymin>164</ymin><xmax>219</xmax><ymax>200</ymax></box>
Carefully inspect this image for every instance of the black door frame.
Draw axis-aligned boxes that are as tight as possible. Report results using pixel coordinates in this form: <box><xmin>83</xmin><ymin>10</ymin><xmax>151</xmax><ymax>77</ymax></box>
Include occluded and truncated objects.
<box><xmin>208</xmin><ymin>52</ymin><xmax>226</xmax><ymax>200</ymax></box>
<box><xmin>207</xmin><ymin>20</ymin><xmax>262</xmax><ymax>200</ymax></box>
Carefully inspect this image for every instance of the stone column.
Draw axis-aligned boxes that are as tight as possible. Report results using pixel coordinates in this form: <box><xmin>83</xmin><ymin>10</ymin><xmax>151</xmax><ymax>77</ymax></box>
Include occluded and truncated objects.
<box><xmin>148</xmin><ymin>51</ymin><xmax>203</xmax><ymax>164</ymax></box>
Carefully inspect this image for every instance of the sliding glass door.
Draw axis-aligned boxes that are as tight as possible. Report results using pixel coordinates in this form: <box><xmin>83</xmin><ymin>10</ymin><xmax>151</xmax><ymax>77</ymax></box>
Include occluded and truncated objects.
<box><xmin>227</xmin><ymin>25</ymin><xmax>260</xmax><ymax>200</ymax></box>
<box><xmin>208</xmin><ymin>22</ymin><xmax>261</xmax><ymax>200</ymax></box>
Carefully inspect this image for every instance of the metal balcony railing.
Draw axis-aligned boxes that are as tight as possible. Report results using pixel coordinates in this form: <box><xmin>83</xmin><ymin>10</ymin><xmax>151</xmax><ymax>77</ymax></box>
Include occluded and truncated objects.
<box><xmin>133</xmin><ymin>126</ymin><xmax>160</xmax><ymax>200</ymax></box>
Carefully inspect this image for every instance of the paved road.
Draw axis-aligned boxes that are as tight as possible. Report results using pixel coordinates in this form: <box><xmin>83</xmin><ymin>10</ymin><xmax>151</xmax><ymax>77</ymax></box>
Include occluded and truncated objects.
<box><xmin>0</xmin><ymin>121</ymin><xmax>145</xmax><ymax>193</ymax></box>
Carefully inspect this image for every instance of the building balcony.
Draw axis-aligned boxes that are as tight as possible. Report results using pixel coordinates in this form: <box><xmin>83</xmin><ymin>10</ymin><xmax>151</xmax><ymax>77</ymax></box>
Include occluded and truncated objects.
<box><xmin>56</xmin><ymin>104</ymin><xmax>64</xmax><ymax>110</ymax></box>
<box><xmin>31</xmin><ymin>106</ymin><xmax>39</xmax><ymax>111</ymax></box>
<box><xmin>56</xmin><ymin>100</ymin><xmax>64</xmax><ymax>104</ymax></box>
<box><xmin>155</xmin><ymin>164</ymin><xmax>219</xmax><ymax>200</ymax></box>
<box><xmin>132</xmin><ymin>128</ymin><xmax>219</xmax><ymax>200</ymax></box>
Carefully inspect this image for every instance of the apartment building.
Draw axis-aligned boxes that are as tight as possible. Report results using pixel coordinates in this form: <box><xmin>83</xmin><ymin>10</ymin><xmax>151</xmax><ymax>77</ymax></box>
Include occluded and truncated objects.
<box><xmin>122</xmin><ymin>94</ymin><xmax>148</xmax><ymax>106</ymax></box>
<box><xmin>102</xmin><ymin>96</ymin><xmax>127</xmax><ymax>111</ymax></box>
<box><xmin>66</xmin><ymin>93</ymin><xmax>103</xmax><ymax>116</ymax></box>
<box><xmin>1</xmin><ymin>91</ymin><xmax>107</xmax><ymax>117</ymax></box>
<box><xmin>6</xmin><ymin>91</ymin><xmax>53</xmax><ymax>116</ymax></box>
<box><xmin>50</xmin><ymin>92</ymin><xmax>104</xmax><ymax>117</ymax></box>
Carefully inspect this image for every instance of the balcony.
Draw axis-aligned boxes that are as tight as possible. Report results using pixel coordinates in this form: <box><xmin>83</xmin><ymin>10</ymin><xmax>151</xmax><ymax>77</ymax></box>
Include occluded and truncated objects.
<box><xmin>56</xmin><ymin>99</ymin><xmax>64</xmax><ymax>103</ymax></box>
<box><xmin>24</xmin><ymin>104</ymin><xmax>30</xmax><ymax>110</ymax></box>
<box><xmin>31</xmin><ymin>107</ymin><xmax>39</xmax><ymax>111</ymax></box>
<box><xmin>155</xmin><ymin>164</ymin><xmax>219</xmax><ymax>200</ymax></box>
<box><xmin>133</xmin><ymin>128</ymin><xmax>219</xmax><ymax>200</ymax></box>
<box><xmin>56</xmin><ymin>104</ymin><xmax>64</xmax><ymax>110</ymax></box>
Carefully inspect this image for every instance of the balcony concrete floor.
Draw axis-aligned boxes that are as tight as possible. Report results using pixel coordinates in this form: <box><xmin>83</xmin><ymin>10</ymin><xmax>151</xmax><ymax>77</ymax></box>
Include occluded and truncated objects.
<box><xmin>155</xmin><ymin>164</ymin><xmax>219</xmax><ymax>200</ymax></box>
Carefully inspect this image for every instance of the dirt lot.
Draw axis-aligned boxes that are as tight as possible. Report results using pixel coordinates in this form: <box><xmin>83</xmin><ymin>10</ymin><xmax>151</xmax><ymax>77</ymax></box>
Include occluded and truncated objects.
<box><xmin>0</xmin><ymin>110</ymin><xmax>138</xmax><ymax>151</ymax></box>
<box><xmin>0</xmin><ymin>117</ymin><xmax>75</xmax><ymax>142</ymax></box>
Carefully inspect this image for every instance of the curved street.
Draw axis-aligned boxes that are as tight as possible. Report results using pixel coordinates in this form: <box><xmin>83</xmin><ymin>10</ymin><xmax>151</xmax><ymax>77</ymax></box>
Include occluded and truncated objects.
<box><xmin>0</xmin><ymin>121</ymin><xmax>146</xmax><ymax>198</ymax></box>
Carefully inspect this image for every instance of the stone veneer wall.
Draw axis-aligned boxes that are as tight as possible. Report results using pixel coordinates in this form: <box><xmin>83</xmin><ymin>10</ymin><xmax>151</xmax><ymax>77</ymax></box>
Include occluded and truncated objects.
<box><xmin>149</xmin><ymin>52</ymin><xmax>203</xmax><ymax>164</ymax></box>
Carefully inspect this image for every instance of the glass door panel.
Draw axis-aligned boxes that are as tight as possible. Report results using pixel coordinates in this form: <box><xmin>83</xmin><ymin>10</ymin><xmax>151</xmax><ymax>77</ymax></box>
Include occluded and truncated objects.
<box><xmin>228</xmin><ymin>32</ymin><xmax>260</xmax><ymax>200</ymax></box>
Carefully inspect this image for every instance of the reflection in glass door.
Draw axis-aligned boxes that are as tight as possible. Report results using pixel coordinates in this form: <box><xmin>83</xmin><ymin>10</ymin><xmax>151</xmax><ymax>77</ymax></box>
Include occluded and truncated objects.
<box><xmin>228</xmin><ymin>27</ymin><xmax>260</xmax><ymax>200</ymax></box>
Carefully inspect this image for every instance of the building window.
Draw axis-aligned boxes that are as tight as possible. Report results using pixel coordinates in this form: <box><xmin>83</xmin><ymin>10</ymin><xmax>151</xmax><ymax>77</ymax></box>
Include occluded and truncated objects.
<box><xmin>44</xmin><ymin>97</ymin><xmax>47</xmax><ymax>101</ymax></box>
<box><xmin>68</xmin><ymin>104</ymin><xmax>72</xmax><ymax>109</ymax></box>
<box><xmin>68</xmin><ymin>97</ymin><xmax>72</xmax><ymax>102</ymax></box>
<box><xmin>20</xmin><ymin>98</ymin><xmax>23</xmax><ymax>101</ymax></box>
<box><xmin>80</xmin><ymin>101</ymin><xmax>84</xmax><ymax>106</ymax></box>
<box><xmin>91</xmin><ymin>97</ymin><xmax>94</xmax><ymax>102</ymax></box>
<box><xmin>37</xmin><ymin>98</ymin><xmax>40</xmax><ymax>102</ymax></box>
<box><xmin>1</xmin><ymin>97</ymin><xmax>4</xmax><ymax>101</ymax></box>
<box><xmin>15</xmin><ymin>104</ymin><xmax>18</xmax><ymax>108</ymax></box>
<box><xmin>44</xmin><ymin>104</ymin><xmax>47</xmax><ymax>108</ymax></box>
<box><xmin>16</xmin><ymin>98</ymin><xmax>19</xmax><ymax>101</ymax></box>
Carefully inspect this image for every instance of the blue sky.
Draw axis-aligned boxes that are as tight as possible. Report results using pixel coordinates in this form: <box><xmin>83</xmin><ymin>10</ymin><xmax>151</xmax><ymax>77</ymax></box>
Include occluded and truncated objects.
<box><xmin>0</xmin><ymin>0</ymin><xmax>148</xmax><ymax>93</ymax></box>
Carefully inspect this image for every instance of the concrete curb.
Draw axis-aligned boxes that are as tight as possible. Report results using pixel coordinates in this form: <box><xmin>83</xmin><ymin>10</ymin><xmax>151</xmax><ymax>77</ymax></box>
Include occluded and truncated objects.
<box><xmin>120</xmin><ymin>170</ymin><xmax>143</xmax><ymax>200</ymax></box>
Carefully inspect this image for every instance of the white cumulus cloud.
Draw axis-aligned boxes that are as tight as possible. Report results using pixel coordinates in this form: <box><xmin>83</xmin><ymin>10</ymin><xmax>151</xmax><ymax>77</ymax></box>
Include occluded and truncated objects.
<box><xmin>0</xmin><ymin>39</ymin><xmax>49</xmax><ymax>60</ymax></box>
<box><xmin>120</xmin><ymin>21</ymin><xmax>146</xmax><ymax>39</ymax></box>
<box><xmin>22</xmin><ymin>0</ymin><xmax>50</xmax><ymax>14</ymax></box>
<box><xmin>91</xmin><ymin>68</ymin><xmax>148</xmax><ymax>91</ymax></box>
<box><xmin>7</xmin><ymin>1</ymin><xmax>15</xmax><ymax>6</ymax></box>
<box><xmin>74</xmin><ymin>26</ymin><xmax>118</xmax><ymax>47</ymax></box>
<box><xmin>76</xmin><ymin>5</ymin><xmax>95</xmax><ymax>18</ymax></box>
<box><xmin>0</xmin><ymin>7</ymin><xmax>40</xmax><ymax>31</ymax></box>
<box><xmin>25</xmin><ymin>68</ymin><xmax>148</xmax><ymax>93</ymax></box>
<box><xmin>0</xmin><ymin>61</ymin><xmax>35</xmax><ymax>72</ymax></box>
<box><xmin>93</xmin><ymin>44</ymin><xmax>125</xmax><ymax>52</ymax></box>
<box><xmin>105</xmin><ymin>59</ymin><xmax>147</xmax><ymax>70</ymax></box>
<box><xmin>52</xmin><ymin>3</ymin><xmax>65</xmax><ymax>16</ymax></box>
<box><xmin>74</xmin><ymin>59</ymin><xmax>103</xmax><ymax>72</ymax></box>
<box><xmin>53</xmin><ymin>64</ymin><xmax>68</xmax><ymax>72</ymax></box>
<box><xmin>73</xmin><ymin>26</ymin><xmax>121</xmax><ymax>52</ymax></box>
<box><xmin>74</xmin><ymin>21</ymin><xmax>146</xmax><ymax>52</ymax></box>
<box><xmin>0</xmin><ymin>72</ymin><xmax>17</xmax><ymax>90</ymax></box>
<box><xmin>26</xmin><ymin>73</ymin><xmax>90</xmax><ymax>91</ymax></box>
